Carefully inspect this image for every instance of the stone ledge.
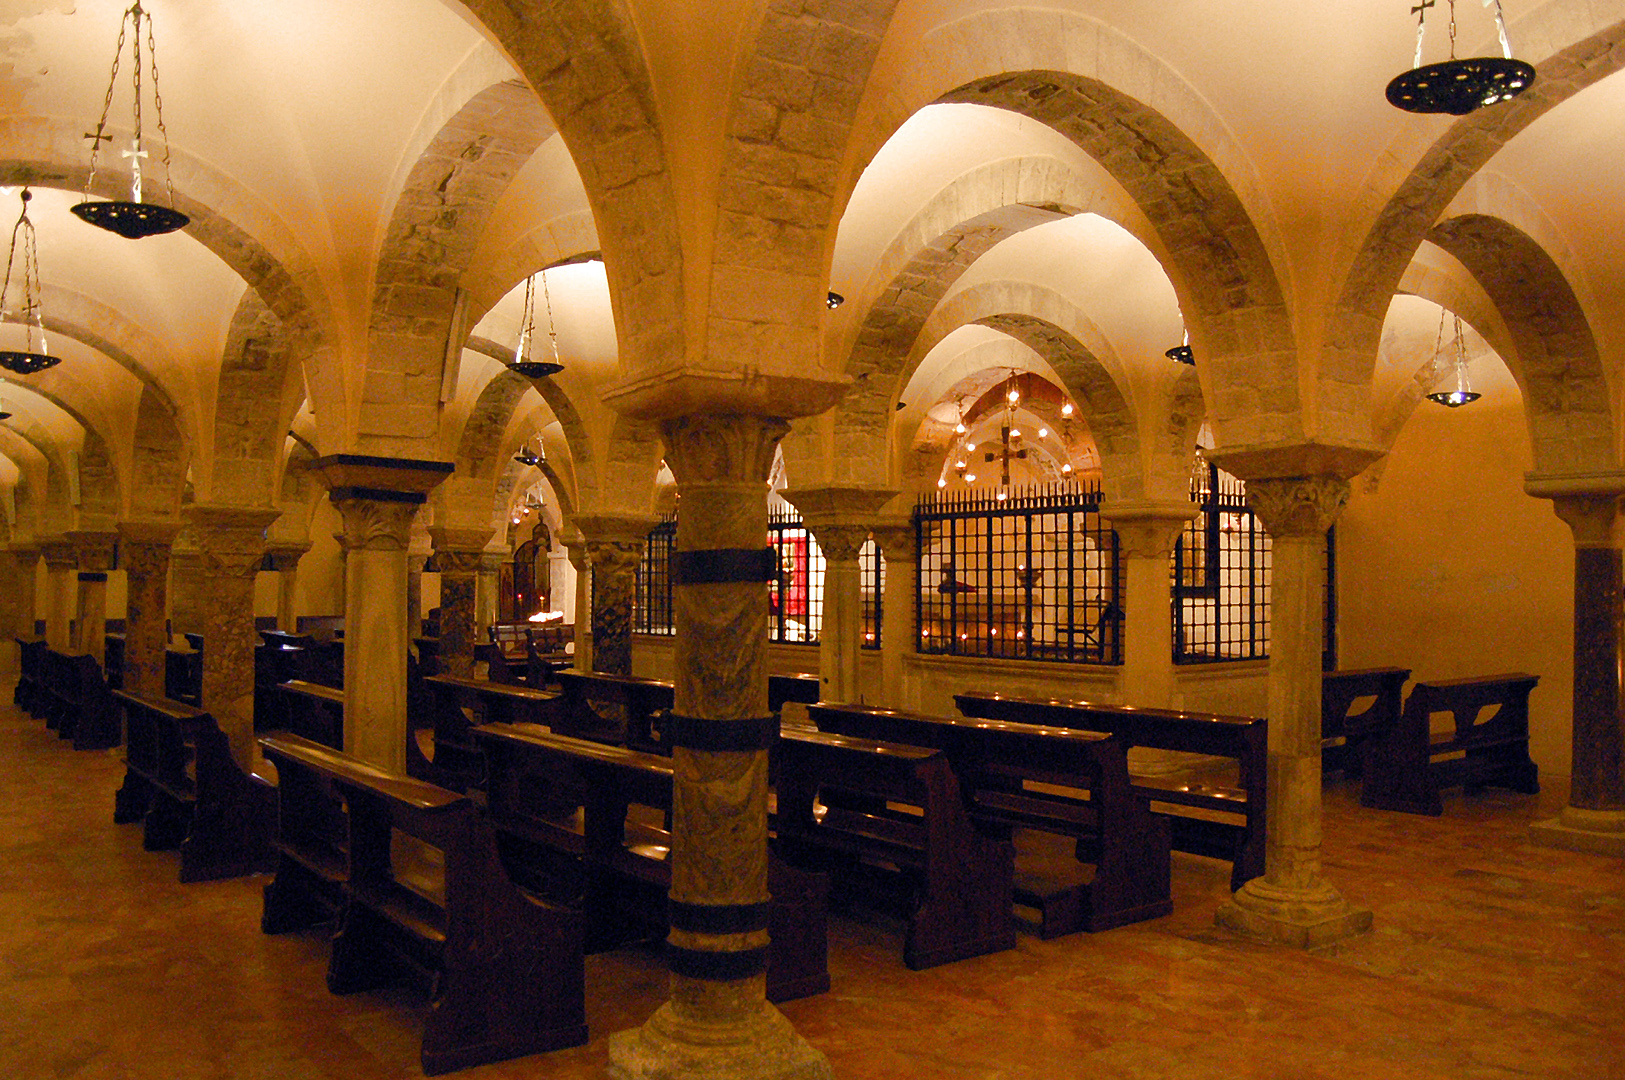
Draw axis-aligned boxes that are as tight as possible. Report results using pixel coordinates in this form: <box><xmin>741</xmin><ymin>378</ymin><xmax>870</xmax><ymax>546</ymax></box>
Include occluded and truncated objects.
<box><xmin>1530</xmin><ymin>807</ymin><xmax>1625</xmax><ymax>857</ymax></box>
<box><xmin>1215</xmin><ymin>878</ymin><xmax>1373</xmax><ymax>949</ymax></box>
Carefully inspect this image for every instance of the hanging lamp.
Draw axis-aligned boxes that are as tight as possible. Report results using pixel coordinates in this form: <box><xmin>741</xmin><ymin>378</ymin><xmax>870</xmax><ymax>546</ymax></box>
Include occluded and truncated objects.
<box><xmin>1386</xmin><ymin>0</ymin><xmax>1534</xmax><ymax>116</ymax></box>
<box><xmin>513</xmin><ymin>440</ymin><xmax>542</xmax><ymax>467</ymax></box>
<box><xmin>1166</xmin><ymin>327</ymin><xmax>1194</xmax><ymax>365</ymax></box>
<box><xmin>1425</xmin><ymin>310</ymin><xmax>1481</xmax><ymax>407</ymax></box>
<box><xmin>71</xmin><ymin>2</ymin><xmax>189</xmax><ymax>239</ymax></box>
<box><xmin>0</xmin><ymin>190</ymin><xmax>59</xmax><ymax>376</ymax></box>
<box><xmin>508</xmin><ymin>272</ymin><xmax>565</xmax><ymax>378</ymax></box>
<box><xmin>0</xmin><ymin>381</ymin><xmax>12</xmax><ymax>421</ymax></box>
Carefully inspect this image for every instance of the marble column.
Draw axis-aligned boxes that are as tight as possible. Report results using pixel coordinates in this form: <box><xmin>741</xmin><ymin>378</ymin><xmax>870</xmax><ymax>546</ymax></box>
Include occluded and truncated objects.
<box><xmin>476</xmin><ymin>551</ymin><xmax>502</xmax><ymax>643</ymax></box>
<box><xmin>1529</xmin><ymin>480</ymin><xmax>1625</xmax><ymax>855</ymax></box>
<box><xmin>608</xmin><ymin>414</ymin><xmax>829</xmax><ymax>1080</ymax></box>
<box><xmin>564</xmin><ymin>527</ymin><xmax>593</xmax><ymax>672</ymax></box>
<box><xmin>1214</xmin><ymin>475</ymin><xmax>1372</xmax><ymax>947</ymax></box>
<box><xmin>186</xmin><ymin>505</ymin><xmax>279</xmax><ymax>769</ymax></box>
<box><xmin>869</xmin><ymin>519</ymin><xmax>916</xmax><ymax>710</ymax></box>
<box><xmin>67</xmin><ymin>531</ymin><xmax>117</xmax><ymax>666</ymax></box>
<box><xmin>263</xmin><ymin>541</ymin><xmax>310</xmax><ymax>633</ymax></box>
<box><xmin>117</xmin><ymin>521</ymin><xmax>181</xmax><ymax>697</ymax></box>
<box><xmin>10</xmin><ymin>543</ymin><xmax>40</xmax><ymax>639</ymax></box>
<box><xmin>317</xmin><ymin>456</ymin><xmax>451</xmax><ymax>774</ymax></box>
<box><xmin>1108</xmin><ymin>504</ymin><xmax>1199</xmax><ymax>709</ymax></box>
<box><xmin>406</xmin><ymin>553</ymin><xmax>428</xmax><ymax>640</ymax></box>
<box><xmin>428</xmin><ymin>527</ymin><xmax>491</xmax><ymax>680</ymax></box>
<box><xmin>40</xmin><ymin>539</ymin><xmax>77</xmax><ymax>651</ymax></box>
<box><xmin>579</xmin><ymin>514</ymin><xmax>655</xmax><ymax>678</ymax></box>
<box><xmin>785</xmin><ymin>488</ymin><xmax>896</xmax><ymax>707</ymax></box>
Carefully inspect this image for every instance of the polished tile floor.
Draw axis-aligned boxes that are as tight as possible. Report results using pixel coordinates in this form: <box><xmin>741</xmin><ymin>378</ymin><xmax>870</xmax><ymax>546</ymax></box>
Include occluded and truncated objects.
<box><xmin>2</xmin><ymin>689</ymin><xmax>1622</xmax><ymax>1080</ymax></box>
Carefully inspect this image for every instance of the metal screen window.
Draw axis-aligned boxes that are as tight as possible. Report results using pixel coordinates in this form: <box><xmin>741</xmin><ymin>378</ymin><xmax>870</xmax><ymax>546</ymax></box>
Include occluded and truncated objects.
<box><xmin>915</xmin><ymin>483</ymin><xmax>1121</xmax><ymax>665</ymax></box>
<box><xmin>768</xmin><ymin>507</ymin><xmax>824</xmax><ymax>645</ymax></box>
<box><xmin>634</xmin><ymin>515</ymin><xmax>677</xmax><ymax>636</ymax></box>
<box><xmin>860</xmin><ymin>539</ymin><xmax>883</xmax><ymax>650</ymax></box>
<box><xmin>1172</xmin><ymin>463</ymin><xmax>1271</xmax><ymax>663</ymax></box>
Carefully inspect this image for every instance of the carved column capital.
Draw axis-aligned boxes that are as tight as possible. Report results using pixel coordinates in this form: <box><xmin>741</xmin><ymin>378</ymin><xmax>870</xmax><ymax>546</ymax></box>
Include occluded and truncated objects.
<box><xmin>117</xmin><ymin>519</ymin><xmax>183</xmax><ymax>578</ymax></box>
<box><xmin>585</xmin><ymin>536</ymin><xmax>643</xmax><ymax>582</ymax></box>
<box><xmin>184</xmin><ymin>505</ymin><xmax>281</xmax><ymax>578</ymax></box>
<box><xmin>659</xmin><ymin>414</ymin><xmax>789</xmax><ymax>488</ymax></box>
<box><xmin>868</xmin><ymin>517</ymin><xmax>916</xmax><ymax>564</ymax></box>
<box><xmin>1106</xmin><ymin>502</ymin><xmax>1200</xmax><ymax>560</ymax></box>
<box><xmin>429</xmin><ymin>525</ymin><xmax>494</xmax><ymax>568</ymax></box>
<box><xmin>1549</xmin><ymin>495</ymin><xmax>1621</xmax><ymax>548</ymax></box>
<box><xmin>8</xmin><ymin>542</ymin><xmax>41</xmax><ymax>573</ymax></box>
<box><xmin>39</xmin><ymin>538</ymin><xmax>77</xmax><ymax>571</ymax></box>
<box><xmin>803</xmin><ymin>521</ymin><xmax>870</xmax><ymax>563</ymax></box>
<box><xmin>435</xmin><ymin>548</ymin><xmax>486</xmax><ymax>576</ymax></box>
<box><xmin>262</xmin><ymin>539</ymin><xmax>312</xmax><ymax>573</ymax></box>
<box><xmin>66</xmin><ymin>530</ymin><xmax>119</xmax><ymax>573</ymax></box>
<box><xmin>332</xmin><ymin>497</ymin><xmax>421</xmax><ymax>553</ymax></box>
<box><xmin>1243</xmin><ymin>476</ymin><xmax>1350</xmax><ymax>539</ymax></box>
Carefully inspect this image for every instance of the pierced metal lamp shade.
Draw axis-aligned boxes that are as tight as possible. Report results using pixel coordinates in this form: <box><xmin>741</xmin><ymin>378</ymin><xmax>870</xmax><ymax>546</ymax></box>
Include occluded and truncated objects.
<box><xmin>1386</xmin><ymin>57</ymin><xmax>1535</xmax><ymax>115</ymax></box>
<box><xmin>70</xmin><ymin>200</ymin><xmax>189</xmax><ymax>239</ymax></box>
<box><xmin>1166</xmin><ymin>345</ymin><xmax>1195</xmax><ymax>365</ymax></box>
<box><xmin>1426</xmin><ymin>387</ymin><xmax>1481</xmax><ymax>408</ymax></box>
<box><xmin>0</xmin><ymin>350</ymin><xmax>59</xmax><ymax>375</ymax></box>
<box><xmin>508</xmin><ymin>359</ymin><xmax>564</xmax><ymax>379</ymax></box>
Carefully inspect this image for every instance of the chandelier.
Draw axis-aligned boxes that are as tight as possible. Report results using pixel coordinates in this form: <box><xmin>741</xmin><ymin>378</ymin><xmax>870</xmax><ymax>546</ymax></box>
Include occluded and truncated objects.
<box><xmin>0</xmin><ymin>190</ymin><xmax>59</xmax><ymax>376</ymax></box>
<box><xmin>0</xmin><ymin>382</ymin><xmax>12</xmax><ymax>421</ymax></box>
<box><xmin>72</xmin><ymin>3</ymin><xmax>189</xmax><ymax>239</ymax></box>
<box><xmin>513</xmin><ymin>440</ymin><xmax>543</xmax><ymax>467</ymax></box>
<box><xmin>508</xmin><ymin>272</ymin><xmax>564</xmax><ymax>378</ymax></box>
<box><xmin>1386</xmin><ymin>0</ymin><xmax>1534</xmax><ymax>116</ymax></box>
<box><xmin>1425</xmin><ymin>310</ymin><xmax>1480</xmax><ymax>407</ymax></box>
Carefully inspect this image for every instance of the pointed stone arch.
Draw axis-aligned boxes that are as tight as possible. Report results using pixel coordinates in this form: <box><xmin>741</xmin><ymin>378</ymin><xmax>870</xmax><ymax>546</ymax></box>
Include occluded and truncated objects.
<box><xmin>205</xmin><ymin>290</ymin><xmax>305</xmax><ymax>506</ymax></box>
<box><xmin>132</xmin><ymin>385</ymin><xmax>189</xmax><ymax>520</ymax></box>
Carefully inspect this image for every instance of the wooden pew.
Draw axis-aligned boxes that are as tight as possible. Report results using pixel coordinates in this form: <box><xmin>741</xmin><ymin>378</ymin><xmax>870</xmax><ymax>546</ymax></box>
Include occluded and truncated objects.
<box><xmin>1361</xmin><ymin>673</ymin><xmax>1540</xmax><ymax>816</ymax></box>
<box><xmin>470</xmin><ymin>721</ymin><xmax>829</xmax><ymax>1003</ymax></box>
<box><xmin>254</xmin><ymin>641</ymin><xmax>306</xmax><ymax>733</ymax></box>
<box><xmin>475</xmin><ymin>641</ymin><xmax>526</xmax><ymax>686</ymax></box>
<box><xmin>955</xmin><ymin>692</ymin><xmax>1268</xmax><ymax>892</ymax></box>
<box><xmin>258</xmin><ymin>733</ymin><xmax>587</xmax><ymax>1075</ymax></box>
<box><xmin>14</xmin><ymin>635</ymin><xmax>45</xmax><ymax>713</ymax></box>
<box><xmin>419</xmin><ymin>675</ymin><xmax>565</xmax><ymax>791</ymax></box>
<box><xmin>774</xmin><ymin>726</ymin><xmax>1015</xmax><ymax>970</ymax></box>
<box><xmin>103</xmin><ymin>632</ymin><xmax>125</xmax><ymax>690</ymax></box>
<box><xmin>1322</xmin><ymin>667</ymin><xmax>1410</xmax><ymax>776</ymax></box>
<box><xmin>279</xmin><ymin>679</ymin><xmax>345</xmax><ymax>749</ymax></box>
<box><xmin>55</xmin><ymin>651</ymin><xmax>121</xmax><ymax>751</ymax></box>
<box><xmin>111</xmin><ymin>689</ymin><xmax>273</xmax><ymax>882</ymax></box>
<box><xmin>806</xmin><ymin>703</ymin><xmax>1170</xmax><ymax>936</ymax></box>
<box><xmin>164</xmin><ymin>643</ymin><xmax>202</xmax><ymax>706</ymax></box>
<box><xmin>553</xmin><ymin>670</ymin><xmax>674</xmax><ymax>752</ymax></box>
<box><xmin>769</xmin><ymin>673</ymin><xmax>821</xmax><ymax>713</ymax></box>
<box><xmin>38</xmin><ymin>647</ymin><xmax>78</xmax><ymax>733</ymax></box>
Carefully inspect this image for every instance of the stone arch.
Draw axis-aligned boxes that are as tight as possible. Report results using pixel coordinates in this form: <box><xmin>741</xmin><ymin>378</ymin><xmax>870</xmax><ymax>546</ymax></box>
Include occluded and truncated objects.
<box><xmin>76</xmin><ymin>428</ymin><xmax>120</xmax><ymax>526</ymax></box>
<box><xmin>361</xmin><ymin>80</ymin><xmax>556</xmax><ymax>436</ymax></box>
<box><xmin>40</xmin><ymin>286</ymin><xmax>193</xmax><ymax>440</ymax></box>
<box><xmin>0</xmin><ymin>422</ymin><xmax>71</xmax><ymax>530</ymax></box>
<box><xmin>1328</xmin><ymin>16</ymin><xmax>1625</xmax><ymax>438</ymax></box>
<box><xmin>1425</xmin><ymin>214</ymin><xmax>1614</xmax><ymax>474</ymax></box>
<box><xmin>461</xmin><ymin>216</ymin><xmax>601</xmax><ymax>321</ymax></box>
<box><xmin>583</xmin><ymin>413</ymin><xmax>664</xmax><ymax>516</ymax></box>
<box><xmin>900</xmin><ymin>282</ymin><xmax>1148</xmax><ymax>500</ymax></box>
<box><xmin>131</xmin><ymin>385</ymin><xmax>189</xmax><ymax>520</ymax></box>
<box><xmin>451</xmin><ymin>0</ymin><xmax>686</xmax><ymax>373</ymax></box>
<box><xmin>205</xmin><ymin>290</ymin><xmax>304</xmax><ymax>506</ymax></box>
<box><xmin>460</xmin><ymin>337</ymin><xmax>594</xmax><ymax>478</ymax></box>
<box><xmin>836</xmin><ymin>10</ymin><xmax>1294</xmax><ymax>445</ymax></box>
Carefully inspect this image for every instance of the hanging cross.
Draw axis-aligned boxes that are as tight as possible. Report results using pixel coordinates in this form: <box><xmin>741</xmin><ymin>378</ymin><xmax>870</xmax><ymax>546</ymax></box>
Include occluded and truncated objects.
<box><xmin>1411</xmin><ymin>0</ymin><xmax>1435</xmax><ymax>16</ymax></box>
<box><xmin>121</xmin><ymin>139</ymin><xmax>148</xmax><ymax>204</ymax></box>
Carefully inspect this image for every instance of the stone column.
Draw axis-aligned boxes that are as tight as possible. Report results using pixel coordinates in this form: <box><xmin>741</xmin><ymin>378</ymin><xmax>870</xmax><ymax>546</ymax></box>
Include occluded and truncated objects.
<box><xmin>1107</xmin><ymin>504</ymin><xmax>1199</xmax><ymax>710</ymax></box>
<box><xmin>476</xmin><ymin>551</ymin><xmax>502</xmax><ymax>643</ymax></box>
<box><xmin>428</xmin><ymin>528</ymin><xmax>492</xmax><ymax>680</ymax></box>
<box><xmin>117</xmin><ymin>521</ymin><xmax>181</xmax><ymax>697</ymax></box>
<box><xmin>168</xmin><ymin>536</ymin><xmax>206</xmax><ymax>639</ymax></box>
<box><xmin>579</xmin><ymin>514</ymin><xmax>655</xmax><ymax>678</ymax></box>
<box><xmin>10</xmin><ymin>543</ymin><xmax>40</xmax><ymax>639</ymax></box>
<box><xmin>406</xmin><ymin>553</ymin><xmax>428</xmax><ymax>640</ymax></box>
<box><xmin>67</xmin><ymin>531</ymin><xmax>117</xmax><ymax>666</ymax></box>
<box><xmin>564</xmin><ymin>526</ymin><xmax>593</xmax><ymax>672</ymax></box>
<box><xmin>1528</xmin><ymin>479</ymin><xmax>1625</xmax><ymax>855</ymax></box>
<box><xmin>185</xmin><ymin>505</ymin><xmax>280</xmax><ymax>769</ymax></box>
<box><xmin>263</xmin><ymin>541</ymin><xmax>310</xmax><ymax>633</ymax></box>
<box><xmin>1214</xmin><ymin>475</ymin><xmax>1372</xmax><ymax>947</ymax></box>
<box><xmin>317</xmin><ymin>456</ymin><xmax>451</xmax><ymax>773</ymax></box>
<box><xmin>40</xmin><ymin>539</ymin><xmax>77</xmax><ymax>651</ymax></box>
<box><xmin>870</xmin><ymin>519</ymin><xmax>917</xmax><ymax>709</ymax></box>
<box><xmin>608</xmin><ymin>414</ymin><xmax>829</xmax><ymax>1080</ymax></box>
<box><xmin>785</xmin><ymin>488</ymin><xmax>896</xmax><ymax>707</ymax></box>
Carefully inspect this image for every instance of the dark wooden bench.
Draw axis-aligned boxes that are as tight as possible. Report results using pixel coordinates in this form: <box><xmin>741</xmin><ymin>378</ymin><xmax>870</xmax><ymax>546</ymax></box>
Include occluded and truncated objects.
<box><xmin>1322</xmin><ymin>667</ymin><xmax>1410</xmax><ymax>776</ymax></box>
<box><xmin>14</xmin><ymin>635</ymin><xmax>45</xmax><ymax>713</ymax></box>
<box><xmin>475</xmin><ymin>641</ymin><xmax>527</xmax><ymax>686</ymax></box>
<box><xmin>43</xmin><ymin>650</ymin><xmax>121</xmax><ymax>751</ymax></box>
<box><xmin>773</xmin><ymin>726</ymin><xmax>1015</xmax><ymax>970</ymax></box>
<box><xmin>111</xmin><ymin>689</ymin><xmax>273</xmax><ymax>882</ymax></box>
<box><xmin>806</xmin><ymin>703</ymin><xmax>1170</xmax><ymax>937</ymax></box>
<box><xmin>470</xmin><ymin>720</ymin><xmax>829</xmax><ymax>1003</ymax></box>
<box><xmin>164</xmin><ymin>643</ymin><xmax>202</xmax><ymax>706</ymax></box>
<box><xmin>258</xmin><ymin>733</ymin><xmax>587</xmax><ymax>1074</ymax></box>
<box><xmin>554</xmin><ymin>670</ymin><xmax>674</xmax><ymax>752</ymax></box>
<box><xmin>278</xmin><ymin>679</ymin><xmax>345</xmax><ymax>749</ymax></box>
<box><xmin>38</xmin><ymin>647</ymin><xmax>80</xmax><ymax>734</ymax></box>
<box><xmin>255</xmin><ymin>640</ymin><xmax>308</xmax><ymax>732</ymax></box>
<box><xmin>104</xmin><ymin>632</ymin><xmax>125</xmax><ymax>690</ymax></box>
<box><xmin>955</xmin><ymin>692</ymin><xmax>1267</xmax><ymax>892</ymax></box>
<box><xmin>769</xmin><ymin>673</ymin><xmax>822</xmax><ymax>713</ymax></box>
<box><xmin>419</xmin><ymin>675</ymin><xmax>565</xmax><ymax>791</ymax></box>
<box><xmin>1361</xmin><ymin>673</ymin><xmax>1540</xmax><ymax>816</ymax></box>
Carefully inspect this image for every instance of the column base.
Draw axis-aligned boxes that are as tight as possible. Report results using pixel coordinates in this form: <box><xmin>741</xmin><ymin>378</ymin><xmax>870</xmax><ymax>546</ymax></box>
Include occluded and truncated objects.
<box><xmin>1215</xmin><ymin>876</ymin><xmax>1373</xmax><ymax>949</ymax></box>
<box><xmin>1529</xmin><ymin>806</ymin><xmax>1625</xmax><ymax>857</ymax></box>
<box><xmin>608</xmin><ymin>1001</ymin><xmax>831</xmax><ymax>1080</ymax></box>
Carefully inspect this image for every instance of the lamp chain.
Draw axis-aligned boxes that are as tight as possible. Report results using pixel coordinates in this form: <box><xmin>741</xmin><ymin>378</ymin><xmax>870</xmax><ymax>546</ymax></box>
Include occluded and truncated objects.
<box><xmin>83</xmin><ymin>13</ymin><xmax>131</xmax><ymax>198</ymax></box>
<box><xmin>1487</xmin><ymin>0</ymin><xmax>1513</xmax><ymax>59</ymax></box>
<box><xmin>1447</xmin><ymin>0</ymin><xmax>1458</xmax><ymax>61</ymax></box>
<box><xmin>145</xmin><ymin>6</ymin><xmax>178</xmax><ymax>206</ymax></box>
<box><xmin>1</xmin><ymin>193</ymin><xmax>43</xmax><ymax>352</ymax></box>
<box><xmin>542</xmin><ymin>271</ymin><xmax>561</xmax><ymax>360</ymax></box>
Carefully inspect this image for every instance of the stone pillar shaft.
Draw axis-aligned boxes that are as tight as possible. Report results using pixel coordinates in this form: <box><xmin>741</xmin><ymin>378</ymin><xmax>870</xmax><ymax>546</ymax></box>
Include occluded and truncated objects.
<box><xmin>1109</xmin><ymin>507</ymin><xmax>1197</xmax><ymax>711</ymax></box>
<box><xmin>430</xmin><ymin>528</ymin><xmax>492</xmax><ymax>682</ymax></box>
<box><xmin>872</xmin><ymin>523</ymin><xmax>916</xmax><ymax>709</ymax></box>
<box><xmin>1214</xmin><ymin>475</ymin><xmax>1371</xmax><ymax>947</ymax></box>
<box><xmin>118</xmin><ymin>522</ymin><xmax>180</xmax><ymax>698</ymax></box>
<box><xmin>475</xmin><ymin>553</ymin><xmax>501</xmax><ymax>643</ymax></box>
<box><xmin>10</xmin><ymin>547</ymin><xmax>40</xmax><ymax>639</ymax></box>
<box><xmin>567</xmin><ymin>538</ymin><xmax>593</xmax><ymax>673</ymax></box>
<box><xmin>580</xmin><ymin>515</ymin><xmax>652</xmax><ymax>679</ymax></box>
<box><xmin>68</xmin><ymin>532</ymin><xmax>117</xmax><ymax>666</ymax></box>
<box><xmin>40</xmin><ymin>541</ymin><xmax>76</xmax><ymax>651</ymax></box>
<box><xmin>186</xmin><ymin>506</ymin><xmax>279</xmax><ymax>770</ymax></box>
<box><xmin>264</xmin><ymin>542</ymin><xmax>310</xmax><ymax>634</ymax></box>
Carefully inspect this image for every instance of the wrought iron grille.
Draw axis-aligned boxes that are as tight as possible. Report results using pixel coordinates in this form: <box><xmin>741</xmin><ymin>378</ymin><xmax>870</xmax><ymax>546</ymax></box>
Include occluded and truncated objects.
<box><xmin>914</xmin><ymin>482</ymin><xmax>1122</xmax><ymax>664</ymax></box>
<box><xmin>768</xmin><ymin>506</ymin><xmax>823</xmax><ymax>645</ymax></box>
<box><xmin>633</xmin><ymin>515</ymin><xmax>677</xmax><ymax>636</ymax></box>
<box><xmin>860</xmin><ymin>539</ymin><xmax>883</xmax><ymax>650</ymax></box>
<box><xmin>1172</xmin><ymin>463</ymin><xmax>1270</xmax><ymax>663</ymax></box>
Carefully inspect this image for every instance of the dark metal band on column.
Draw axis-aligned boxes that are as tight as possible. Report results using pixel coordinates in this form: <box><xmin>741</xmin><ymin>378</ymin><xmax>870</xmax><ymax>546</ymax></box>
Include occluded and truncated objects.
<box><xmin>667</xmin><ymin>712</ymin><xmax>779</xmax><ymax>752</ymax></box>
<box><xmin>667</xmin><ymin>898</ymin><xmax>772</xmax><ymax>935</ymax></box>
<box><xmin>671</xmin><ymin>546</ymin><xmax>775</xmax><ymax>585</ymax></box>
<box><xmin>666</xmin><ymin>943</ymin><xmax>770</xmax><ymax>982</ymax></box>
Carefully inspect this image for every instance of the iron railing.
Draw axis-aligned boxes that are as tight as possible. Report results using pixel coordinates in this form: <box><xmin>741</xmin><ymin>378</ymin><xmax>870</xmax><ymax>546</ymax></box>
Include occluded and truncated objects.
<box><xmin>633</xmin><ymin>515</ymin><xmax>677</xmax><ymax>635</ymax></box>
<box><xmin>768</xmin><ymin>505</ymin><xmax>823</xmax><ymax>645</ymax></box>
<box><xmin>860</xmin><ymin>538</ymin><xmax>882</xmax><ymax>650</ymax></box>
<box><xmin>914</xmin><ymin>482</ymin><xmax>1122</xmax><ymax>665</ymax></box>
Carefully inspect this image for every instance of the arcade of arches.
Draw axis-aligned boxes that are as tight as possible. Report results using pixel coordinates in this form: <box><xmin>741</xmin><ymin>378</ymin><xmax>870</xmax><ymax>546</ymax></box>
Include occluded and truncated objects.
<box><xmin>2</xmin><ymin>2</ymin><xmax>1624</xmax><ymax>1077</ymax></box>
